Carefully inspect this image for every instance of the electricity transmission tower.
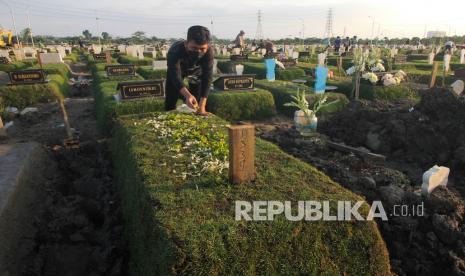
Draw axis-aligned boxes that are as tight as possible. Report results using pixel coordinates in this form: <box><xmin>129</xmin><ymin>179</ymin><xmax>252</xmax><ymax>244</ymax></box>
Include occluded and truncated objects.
<box><xmin>324</xmin><ymin>8</ymin><xmax>333</xmax><ymax>45</ymax></box>
<box><xmin>255</xmin><ymin>10</ymin><xmax>264</xmax><ymax>41</ymax></box>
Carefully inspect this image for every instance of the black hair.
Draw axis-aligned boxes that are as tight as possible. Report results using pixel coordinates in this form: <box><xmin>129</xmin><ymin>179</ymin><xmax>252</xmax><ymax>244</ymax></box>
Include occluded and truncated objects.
<box><xmin>187</xmin><ymin>25</ymin><xmax>211</xmax><ymax>45</ymax></box>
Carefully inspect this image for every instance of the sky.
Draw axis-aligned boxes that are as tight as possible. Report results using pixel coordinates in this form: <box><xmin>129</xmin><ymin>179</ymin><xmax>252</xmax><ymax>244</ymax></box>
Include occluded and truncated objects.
<box><xmin>1</xmin><ymin>0</ymin><xmax>464</xmax><ymax>39</ymax></box>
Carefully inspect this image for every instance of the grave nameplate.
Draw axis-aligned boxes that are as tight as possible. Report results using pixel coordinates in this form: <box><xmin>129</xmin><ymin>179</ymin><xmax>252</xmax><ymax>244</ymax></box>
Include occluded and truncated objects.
<box><xmin>93</xmin><ymin>53</ymin><xmax>106</xmax><ymax>61</ymax></box>
<box><xmin>298</xmin><ymin>51</ymin><xmax>310</xmax><ymax>57</ymax></box>
<box><xmin>394</xmin><ymin>55</ymin><xmax>407</xmax><ymax>64</ymax></box>
<box><xmin>280</xmin><ymin>58</ymin><xmax>297</xmax><ymax>68</ymax></box>
<box><xmin>455</xmin><ymin>68</ymin><xmax>465</xmax><ymax>78</ymax></box>
<box><xmin>213</xmin><ymin>74</ymin><xmax>255</xmax><ymax>91</ymax></box>
<box><xmin>106</xmin><ymin>65</ymin><xmax>136</xmax><ymax>77</ymax></box>
<box><xmin>117</xmin><ymin>80</ymin><xmax>164</xmax><ymax>100</ymax></box>
<box><xmin>230</xmin><ymin>54</ymin><xmax>248</xmax><ymax>62</ymax></box>
<box><xmin>0</xmin><ymin>56</ymin><xmax>9</xmax><ymax>64</ymax></box>
<box><xmin>8</xmin><ymin>69</ymin><xmax>46</xmax><ymax>85</ymax></box>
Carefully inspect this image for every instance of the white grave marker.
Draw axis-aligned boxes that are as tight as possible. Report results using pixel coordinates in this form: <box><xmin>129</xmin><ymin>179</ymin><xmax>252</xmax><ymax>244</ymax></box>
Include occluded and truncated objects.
<box><xmin>39</xmin><ymin>53</ymin><xmax>63</xmax><ymax>64</ymax></box>
<box><xmin>152</xmin><ymin>60</ymin><xmax>168</xmax><ymax>70</ymax></box>
<box><xmin>421</xmin><ymin>165</ymin><xmax>450</xmax><ymax>195</ymax></box>
<box><xmin>428</xmin><ymin>52</ymin><xmax>435</xmax><ymax>65</ymax></box>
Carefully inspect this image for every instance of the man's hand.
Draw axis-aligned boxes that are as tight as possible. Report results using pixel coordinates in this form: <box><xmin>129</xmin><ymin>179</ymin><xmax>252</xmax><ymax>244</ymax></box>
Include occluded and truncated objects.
<box><xmin>180</xmin><ymin>87</ymin><xmax>198</xmax><ymax>110</ymax></box>
<box><xmin>196</xmin><ymin>97</ymin><xmax>211</xmax><ymax>116</ymax></box>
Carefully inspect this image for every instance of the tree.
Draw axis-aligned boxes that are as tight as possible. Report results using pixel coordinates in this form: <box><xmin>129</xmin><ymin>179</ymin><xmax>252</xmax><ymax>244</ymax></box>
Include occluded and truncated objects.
<box><xmin>20</xmin><ymin>28</ymin><xmax>31</xmax><ymax>44</ymax></box>
<box><xmin>132</xmin><ymin>31</ymin><xmax>146</xmax><ymax>43</ymax></box>
<box><xmin>101</xmin><ymin>32</ymin><xmax>111</xmax><ymax>42</ymax></box>
<box><xmin>82</xmin><ymin>30</ymin><xmax>92</xmax><ymax>40</ymax></box>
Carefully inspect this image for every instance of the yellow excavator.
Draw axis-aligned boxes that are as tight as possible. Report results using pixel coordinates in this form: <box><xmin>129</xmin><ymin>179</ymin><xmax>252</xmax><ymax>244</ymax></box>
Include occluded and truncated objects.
<box><xmin>0</xmin><ymin>29</ymin><xmax>13</xmax><ymax>48</ymax></box>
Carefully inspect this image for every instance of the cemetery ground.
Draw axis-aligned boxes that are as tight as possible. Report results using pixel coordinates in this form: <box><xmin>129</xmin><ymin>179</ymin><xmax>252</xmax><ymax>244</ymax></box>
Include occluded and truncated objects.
<box><xmin>0</xmin><ymin>58</ymin><xmax>128</xmax><ymax>275</ymax></box>
<box><xmin>1</xmin><ymin>46</ymin><xmax>465</xmax><ymax>275</ymax></box>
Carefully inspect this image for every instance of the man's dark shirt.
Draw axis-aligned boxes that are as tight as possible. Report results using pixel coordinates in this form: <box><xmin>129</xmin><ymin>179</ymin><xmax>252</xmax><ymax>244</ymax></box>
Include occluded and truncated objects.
<box><xmin>167</xmin><ymin>40</ymin><xmax>214</xmax><ymax>98</ymax></box>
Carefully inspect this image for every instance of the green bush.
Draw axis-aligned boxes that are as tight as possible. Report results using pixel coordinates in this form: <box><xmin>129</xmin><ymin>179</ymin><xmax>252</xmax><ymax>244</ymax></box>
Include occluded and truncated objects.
<box><xmin>207</xmin><ymin>89</ymin><xmax>276</xmax><ymax>121</ymax></box>
<box><xmin>217</xmin><ymin>61</ymin><xmax>306</xmax><ymax>81</ymax></box>
<box><xmin>112</xmin><ymin>112</ymin><xmax>391</xmax><ymax>276</ymax></box>
<box><xmin>326</xmin><ymin>78</ymin><xmax>419</xmax><ymax>101</ymax></box>
<box><xmin>137</xmin><ymin>66</ymin><xmax>167</xmax><ymax>79</ymax></box>
<box><xmin>93</xmin><ymin>79</ymin><xmax>164</xmax><ymax>133</ymax></box>
<box><xmin>31</xmin><ymin>63</ymin><xmax>71</xmax><ymax>79</ymax></box>
<box><xmin>0</xmin><ymin>73</ymin><xmax>69</xmax><ymax>109</ymax></box>
<box><xmin>63</xmin><ymin>53</ymin><xmax>79</xmax><ymax>63</ymax></box>
<box><xmin>0</xmin><ymin>60</ymin><xmax>36</xmax><ymax>72</ymax></box>
<box><xmin>255</xmin><ymin>80</ymin><xmax>349</xmax><ymax>117</ymax></box>
<box><xmin>118</xmin><ymin>55</ymin><xmax>153</xmax><ymax>66</ymax></box>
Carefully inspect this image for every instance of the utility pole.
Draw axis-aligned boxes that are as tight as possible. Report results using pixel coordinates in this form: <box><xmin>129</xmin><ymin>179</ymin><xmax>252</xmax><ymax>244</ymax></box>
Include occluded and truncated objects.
<box><xmin>210</xmin><ymin>16</ymin><xmax>214</xmax><ymax>45</ymax></box>
<box><xmin>1</xmin><ymin>0</ymin><xmax>20</xmax><ymax>47</ymax></box>
<box><xmin>301</xmin><ymin>19</ymin><xmax>305</xmax><ymax>46</ymax></box>
<box><xmin>95</xmin><ymin>10</ymin><xmax>101</xmax><ymax>45</ymax></box>
<box><xmin>255</xmin><ymin>10</ymin><xmax>263</xmax><ymax>41</ymax></box>
<box><xmin>368</xmin><ymin>16</ymin><xmax>375</xmax><ymax>45</ymax></box>
<box><xmin>26</xmin><ymin>7</ymin><xmax>34</xmax><ymax>48</ymax></box>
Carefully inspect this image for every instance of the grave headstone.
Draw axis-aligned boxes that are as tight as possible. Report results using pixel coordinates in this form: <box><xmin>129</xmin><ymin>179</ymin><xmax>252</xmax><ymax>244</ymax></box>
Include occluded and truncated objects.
<box><xmin>451</xmin><ymin>80</ymin><xmax>464</xmax><ymax>96</ymax></box>
<box><xmin>233</xmin><ymin>48</ymin><xmax>241</xmax><ymax>55</ymax></box>
<box><xmin>105</xmin><ymin>64</ymin><xmax>136</xmax><ymax>77</ymax></box>
<box><xmin>428</xmin><ymin>52</ymin><xmax>435</xmax><ymax>65</ymax></box>
<box><xmin>444</xmin><ymin>54</ymin><xmax>451</xmax><ymax>72</ymax></box>
<box><xmin>213</xmin><ymin>74</ymin><xmax>255</xmax><ymax>91</ymax></box>
<box><xmin>117</xmin><ymin>45</ymin><xmax>127</xmax><ymax>54</ymax></box>
<box><xmin>455</xmin><ymin>68</ymin><xmax>465</xmax><ymax>78</ymax></box>
<box><xmin>93</xmin><ymin>53</ymin><xmax>106</xmax><ymax>62</ymax></box>
<box><xmin>298</xmin><ymin>51</ymin><xmax>310</xmax><ymax>57</ymax></box>
<box><xmin>56</xmin><ymin>46</ymin><xmax>67</xmax><ymax>58</ymax></box>
<box><xmin>137</xmin><ymin>47</ymin><xmax>144</xmax><ymax>60</ymax></box>
<box><xmin>222</xmin><ymin>48</ymin><xmax>227</xmax><ymax>56</ymax></box>
<box><xmin>117</xmin><ymin>80</ymin><xmax>165</xmax><ymax>100</ymax></box>
<box><xmin>8</xmin><ymin>69</ymin><xmax>46</xmax><ymax>85</ymax></box>
<box><xmin>460</xmin><ymin>49</ymin><xmax>465</xmax><ymax>64</ymax></box>
<box><xmin>228</xmin><ymin>124</ymin><xmax>255</xmax><ymax>184</ymax></box>
<box><xmin>394</xmin><ymin>55</ymin><xmax>407</xmax><ymax>64</ymax></box>
<box><xmin>12</xmin><ymin>49</ymin><xmax>24</xmax><ymax>61</ymax></box>
<box><xmin>39</xmin><ymin>53</ymin><xmax>63</xmax><ymax>64</ymax></box>
<box><xmin>212</xmin><ymin>59</ymin><xmax>218</xmax><ymax>75</ymax></box>
<box><xmin>235</xmin><ymin>64</ymin><xmax>244</xmax><ymax>75</ymax></box>
<box><xmin>161</xmin><ymin>50</ymin><xmax>167</xmax><ymax>58</ymax></box>
<box><xmin>92</xmin><ymin>44</ymin><xmax>101</xmax><ymax>54</ymax></box>
<box><xmin>421</xmin><ymin>165</ymin><xmax>450</xmax><ymax>195</ymax></box>
<box><xmin>280</xmin><ymin>58</ymin><xmax>297</xmax><ymax>68</ymax></box>
<box><xmin>152</xmin><ymin>60</ymin><xmax>168</xmax><ymax>70</ymax></box>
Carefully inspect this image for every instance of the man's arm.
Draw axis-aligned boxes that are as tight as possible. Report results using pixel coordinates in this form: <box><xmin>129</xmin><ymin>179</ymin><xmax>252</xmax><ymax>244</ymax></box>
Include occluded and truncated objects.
<box><xmin>198</xmin><ymin>49</ymin><xmax>214</xmax><ymax>114</ymax></box>
<box><xmin>167</xmin><ymin>52</ymin><xmax>185</xmax><ymax>93</ymax></box>
<box><xmin>167</xmin><ymin>51</ymin><xmax>198</xmax><ymax>109</ymax></box>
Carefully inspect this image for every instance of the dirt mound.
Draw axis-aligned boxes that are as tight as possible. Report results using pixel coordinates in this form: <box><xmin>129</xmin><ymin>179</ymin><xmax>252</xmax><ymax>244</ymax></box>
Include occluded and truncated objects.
<box><xmin>319</xmin><ymin>89</ymin><xmax>465</xmax><ymax>182</ymax></box>
<box><xmin>259</xmin><ymin>125</ymin><xmax>465</xmax><ymax>276</ymax></box>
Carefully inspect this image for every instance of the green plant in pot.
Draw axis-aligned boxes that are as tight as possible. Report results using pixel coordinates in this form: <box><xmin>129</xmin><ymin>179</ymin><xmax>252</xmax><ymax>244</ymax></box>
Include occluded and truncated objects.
<box><xmin>284</xmin><ymin>89</ymin><xmax>338</xmax><ymax>136</ymax></box>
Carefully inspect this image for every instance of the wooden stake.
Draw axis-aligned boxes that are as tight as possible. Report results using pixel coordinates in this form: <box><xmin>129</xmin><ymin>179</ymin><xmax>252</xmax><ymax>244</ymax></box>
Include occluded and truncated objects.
<box><xmin>337</xmin><ymin>57</ymin><xmax>343</xmax><ymax>77</ymax></box>
<box><xmin>429</xmin><ymin>61</ymin><xmax>439</xmax><ymax>88</ymax></box>
<box><xmin>0</xmin><ymin>116</ymin><xmax>7</xmax><ymax>137</ymax></box>
<box><xmin>105</xmin><ymin>50</ymin><xmax>112</xmax><ymax>65</ymax></box>
<box><xmin>36</xmin><ymin>50</ymin><xmax>43</xmax><ymax>69</ymax></box>
<box><xmin>355</xmin><ymin>73</ymin><xmax>361</xmax><ymax>100</ymax></box>
<box><xmin>228</xmin><ymin>125</ymin><xmax>255</xmax><ymax>184</ymax></box>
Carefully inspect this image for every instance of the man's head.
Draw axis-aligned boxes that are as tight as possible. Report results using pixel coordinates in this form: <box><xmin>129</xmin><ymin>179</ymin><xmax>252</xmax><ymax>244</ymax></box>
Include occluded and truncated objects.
<box><xmin>185</xmin><ymin>25</ymin><xmax>211</xmax><ymax>58</ymax></box>
<box><xmin>240</xmin><ymin>30</ymin><xmax>245</xmax><ymax>35</ymax></box>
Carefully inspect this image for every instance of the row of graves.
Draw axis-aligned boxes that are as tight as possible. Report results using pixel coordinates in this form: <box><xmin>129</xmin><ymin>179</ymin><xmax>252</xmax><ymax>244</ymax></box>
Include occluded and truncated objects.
<box><xmin>0</xmin><ymin>45</ymin><xmax>73</xmax><ymax>65</ymax></box>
